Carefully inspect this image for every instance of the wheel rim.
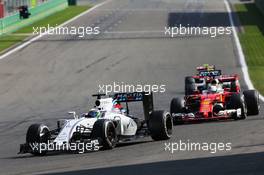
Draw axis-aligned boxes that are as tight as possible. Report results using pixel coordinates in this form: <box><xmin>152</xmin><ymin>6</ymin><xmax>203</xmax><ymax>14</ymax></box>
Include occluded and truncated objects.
<box><xmin>40</xmin><ymin>127</ymin><xmax>50</xmax><ymax>143</ymax></box>
<box><xmin>165</xmin><ymin>115</ymin><xmax>173</xmax><ymax>136</ymax></box>
<box><xmin>106</xmin><ymin>124</ymin><xmax>116</xmax><ymax>145</ymax></box>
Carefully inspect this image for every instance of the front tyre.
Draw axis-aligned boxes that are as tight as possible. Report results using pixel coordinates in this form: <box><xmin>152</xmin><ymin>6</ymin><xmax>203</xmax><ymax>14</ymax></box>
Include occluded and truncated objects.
<box><xmin>149</xmin><ymin>111</ymin><xmax>173</xmax><ymax>141</ymax></box>
<box><xmin>228</xmin><ymin>93</ymin><xmax>247</xmax><ymax>120</ymax></box>
<box><xmin>243</xmin><ymin>90</ymin><xmax>260</xmax><ymax>116</ymax></box>
<box><xmin>91</xmin><ymin>120</ymin><xmax>117</xmax><ymax>150</ymax></box>
<box><xmin>170</xmin><ymin>97</ymin><xmax>185</xmax><ymax>125</ymax></box>
<box><xmin>26</xmin><ymin>123</ymin><xmax>51</xmax><ymax>156</ymax></box>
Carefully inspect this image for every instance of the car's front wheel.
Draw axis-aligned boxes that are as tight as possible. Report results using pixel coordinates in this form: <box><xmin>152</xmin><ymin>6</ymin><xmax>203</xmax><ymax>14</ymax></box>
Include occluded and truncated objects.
<box><xmin>170</xmin><ymin>97</ymin><xmax>185</xmax><ymax>124</ymax></box>
<box><xmin>227</xmin><ymin>93</ymin><xmax>247</xmax><ymax>120</ymax></box>
<box><xmin>243</xmin><ymin>90</ymin><xmax>260</xmax><ymax>116</ymax></box>
<box><xmin>26</xmin><ymin>123</ymin><xmax>51</xmax><ymax>156</ymax></box>
<box><xmin>91</xmin><ymin>119</ymin><xmax>117</xmax><ymax>150</ymax></box>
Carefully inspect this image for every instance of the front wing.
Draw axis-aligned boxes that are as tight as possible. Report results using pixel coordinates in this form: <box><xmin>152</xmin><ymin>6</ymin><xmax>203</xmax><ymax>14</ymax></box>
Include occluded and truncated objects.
<box><xmin>172</xmin><ymin>109</ymin><xmax>242</xmax><ymax>122</ymax></box>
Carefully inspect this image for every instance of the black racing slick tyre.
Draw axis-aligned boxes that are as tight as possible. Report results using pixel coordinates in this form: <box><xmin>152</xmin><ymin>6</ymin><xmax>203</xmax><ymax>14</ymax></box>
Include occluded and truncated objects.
<box><xmin>149</xmin><ymin>111</ymin><xmax>173</xmax><ymax>141</ymax></box>
<box><xmin>26</xmin><ymin>123</ymin><xmax>51</xmax><ymax>156</ymax></box>
<box><xmin>243</xmin><ymin>90</ymin><xmax>260</xmax><ymax>116</ymax></box>
<box><xmin>91</xmin><ymin>119</ymin><xmax>117</xmax><ymax>150</ymax></box>
<box><xmin>228</xmin><ymin>93</ymin><xmax>247</xmax><ymax>120</ymax></box>
<box><xmin>185</xmin><ymin>76</ymin><xmax>195</xmax><ymax>84</ymax></box>
<box><xmin>230</xmin><ymin>81</ymin><xmax>237</xmax><ymax>92</ymax></box>
<box><xmin>170</xmin><ymin>97</ymin><xmax>185</xmax><ymax>125</ymax></box>
<box><xmin>170</xmin><ymin>97</ymin><xmax>185</xmax><ymax>114</ymax></box>
<box><xmin>185</xmin><ymin>77</ymin><xmax>196</xmax><ymax>95</ymax></box>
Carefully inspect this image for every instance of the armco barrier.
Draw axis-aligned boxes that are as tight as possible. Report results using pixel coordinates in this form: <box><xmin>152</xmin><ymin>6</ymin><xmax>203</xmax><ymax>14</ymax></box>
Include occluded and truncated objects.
<box><xmin>256</xmin><ymin>0</ymin><xmax>264</xmax><ymax>15</ymax></box>
<box><xmin>0</xmin><ymin>0</ymin><xmax>68</xmax><ymax>35</ymax></box>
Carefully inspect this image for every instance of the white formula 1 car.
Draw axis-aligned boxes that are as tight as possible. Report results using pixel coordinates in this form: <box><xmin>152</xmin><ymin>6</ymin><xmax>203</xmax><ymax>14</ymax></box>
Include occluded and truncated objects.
<box><xmin>19</xmin><ymin>92</ymin><xmax>173</xmax><ymax>155</ymax></box>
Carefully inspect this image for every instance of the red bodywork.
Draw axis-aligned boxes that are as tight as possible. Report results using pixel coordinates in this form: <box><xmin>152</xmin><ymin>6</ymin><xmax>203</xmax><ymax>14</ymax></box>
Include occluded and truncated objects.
<box><xmin>176</xmin><ymin>75</ymin><xmax>242</xmax><ymax>122</ymax></box>
<box><xmin>183</xmin><ymin>91</ymin><xmax>232</xmax><ymax>120</ymax></box>
<box><xmin>219</xmin><ymin>75</ymin><xmax>241</xmax><ymax>92</ymax></box>
<box><xmin>177</xmin><ymin>65</ymin><xmax>243</xmax><ymax>122</ymax></box>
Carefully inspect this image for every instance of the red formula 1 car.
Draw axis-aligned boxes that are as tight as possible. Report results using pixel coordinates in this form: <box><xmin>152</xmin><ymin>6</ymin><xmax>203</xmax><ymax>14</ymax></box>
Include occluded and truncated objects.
<box><xmin>171</xmin><ymin>74</ymin><xmax>260</xmax><ymax>124</ymax></box>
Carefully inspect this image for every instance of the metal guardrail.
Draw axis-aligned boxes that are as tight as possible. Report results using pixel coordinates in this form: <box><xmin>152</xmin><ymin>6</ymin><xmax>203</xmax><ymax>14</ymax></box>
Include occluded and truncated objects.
<box><xmin>2</xmin><ymin>0</ymin><xmax>49</xmax><ymax>17</ymax></box>
<box><xmin>0</xmin><ymin>0</ymin><xmax>67</xmax><ymax>35</ymax></box>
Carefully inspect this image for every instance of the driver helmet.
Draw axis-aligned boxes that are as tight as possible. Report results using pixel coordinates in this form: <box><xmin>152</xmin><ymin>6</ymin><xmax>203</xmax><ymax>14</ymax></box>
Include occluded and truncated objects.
<box><xmin>86</xmin><ymin>109</ymin><xmax>101</xmax><ymax>118</ymax></box>
<box><xmin>209</xmin><ymin>85</ymin><xmax>218</xmax><ymax>93</ymax></box>
<box><xmin>209</xmin><ymin>79</ymin><xmax>219</xmax><ymax>93</ymax></box>
<box><xmin>211</xmin><ymin>79</ymin><xmax>219</xmax><ymax>86</ymax></box>
<box><xmin>113</xmin><ymin>99</ymin><xmax>122</xmax><ymax>109</ymax></box>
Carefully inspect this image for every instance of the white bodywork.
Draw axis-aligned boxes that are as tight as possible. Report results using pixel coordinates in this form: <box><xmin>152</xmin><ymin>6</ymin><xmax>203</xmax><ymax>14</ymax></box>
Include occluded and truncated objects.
<box><xmin>54</xmin><ymin>97</ymin><xmax>137</xmax><ymax>147</ymax></box>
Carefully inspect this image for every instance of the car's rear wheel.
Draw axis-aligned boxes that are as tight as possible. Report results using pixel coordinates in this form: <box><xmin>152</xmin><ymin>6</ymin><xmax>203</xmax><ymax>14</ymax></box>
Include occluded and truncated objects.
<box><xmin>227</xmin><ymin>93</ymin><xmax>246</xmax><ymax>120</ymax></box>
<box><xmin>148</xmin><ymin>111</ymin><xmax>173</xmax><ymax>141</ymax></box>
<box><xmin>185</xmin><ymin>76</ymin><xmax>195</xmax><ymax>84</ymax></box>
<box><xmin>91</xmin><ymin>119</ymin><xmax>117</xmax><ymax>150</ymax></box>
<box><xmin>243</xmin><ymin>90</ymin><xmax>260</xmax><ymax>116</ymax></box>
<box><xmin>26</xmin><ymin>123</ymin><xmax>51</xmax><ymax>156</ymax></box>
<box><xmin>230</xmin><ymin>81</ymin><xmax>237</xmax><ymax>92</ymax></box>
<box><xmin>185</xmin><ymin>77</ymin><xmax>196</xmax><ymax>95</ymax></box>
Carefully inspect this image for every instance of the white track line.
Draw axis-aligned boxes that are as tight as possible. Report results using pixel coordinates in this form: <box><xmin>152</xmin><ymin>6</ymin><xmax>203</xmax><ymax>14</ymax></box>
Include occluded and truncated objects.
<box><xmin>224</xmin><ymin>0</ymin><xmax>264</xmax><ymax>102</ymax></box>
<box><xmin>0</xmin><ymin>0</ymin><xmax>111</xmax><ymax>60</ymax></box>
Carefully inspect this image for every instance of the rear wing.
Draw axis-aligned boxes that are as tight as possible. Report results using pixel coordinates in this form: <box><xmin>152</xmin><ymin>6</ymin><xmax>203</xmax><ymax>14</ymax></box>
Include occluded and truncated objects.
<box><xmin>113</xmin><ymin>92</ymin><xmax>154</xmax><ymax>121</ymax></box>
<box><xmin>198</xmin><ymin>70</ymin><xmax>222</xmax><ymax>77</ymax></box>
<box><xmin>196</xmin><ymin>64</ymin><xmax>215</xmax><ymax>71</ymax></box>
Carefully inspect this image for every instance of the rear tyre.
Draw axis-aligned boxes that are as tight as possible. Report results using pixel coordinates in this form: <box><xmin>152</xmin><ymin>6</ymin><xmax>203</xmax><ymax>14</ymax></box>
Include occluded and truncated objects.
<box><xmin>170</xmin><ymin>97</ymin><xmax>185</xmax><ymax>124</ymax></box>
<box><xmin>149</xmin><ymin>111</ymin><xmax>173</xmax><ymax>141</ymax></box>
<box><xmin>185</xmin><ymin>77</ymin><xmax>196</xmax><ymax>95</ymax></box>
<box><xmin>185</xmin><ymin>76</ymin><xmax>195</xmax><ymax>84</ymax></box>
<box><xmin>91</xmin><ymin>119</ymin><xmax>117</xmax><ymax>150</ymax></box>
<box><xmin>26</xmin><ymin>123</ymin><xmax>51</xmax><ymax>156</ymax></box>
<box><xmin>243</xmin><ymin>90</ymin><xmax>260</xmax><ymax>116</ymax></box>
<box><xmin>230</xmin><ymin>81</ymin><xmax>237</xmax><ymax>92</ymax></box>
<box><xmin>228</xmin><ymin>93</ymin><xmax>247</xmax><ymax>120</ymax></box>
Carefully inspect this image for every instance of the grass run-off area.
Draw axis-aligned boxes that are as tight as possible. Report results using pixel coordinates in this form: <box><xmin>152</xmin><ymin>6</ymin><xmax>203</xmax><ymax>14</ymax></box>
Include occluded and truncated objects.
<box><xmin>0</xmin><ymin>6</ymin><xmax>90</xmax><ymax>52</ymax></box>
<box><xmin>235</xmin><ymin>3</ymin><xmax>264</xmax><ymax>94</ymax></box>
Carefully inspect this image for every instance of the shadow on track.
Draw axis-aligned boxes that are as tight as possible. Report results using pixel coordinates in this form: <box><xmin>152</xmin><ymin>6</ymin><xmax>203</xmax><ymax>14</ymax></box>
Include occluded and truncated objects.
<box><xmin>43</xmin><ymin>151</ymin><xmax>264</xmax><ymax>175</ymax></box>
<box><xmin>168</xmin><ymin>3</ymin><xmax>264</xmax><ymax>35</ymax></box>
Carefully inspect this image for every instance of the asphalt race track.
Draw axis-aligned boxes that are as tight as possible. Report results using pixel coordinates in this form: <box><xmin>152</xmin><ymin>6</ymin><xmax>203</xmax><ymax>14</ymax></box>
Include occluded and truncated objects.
<box><xmin>0</xmin><ymin>0</ymin><xmax>264</xmax><ymax>174</ymax></box>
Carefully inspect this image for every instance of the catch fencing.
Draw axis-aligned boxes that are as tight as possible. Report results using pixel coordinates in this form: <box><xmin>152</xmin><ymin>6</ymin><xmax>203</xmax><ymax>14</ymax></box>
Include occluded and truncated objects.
<box><xmin>0</xmin><ymin>0</ymin><xmax>68</xmax><ymax>35</ymax></box>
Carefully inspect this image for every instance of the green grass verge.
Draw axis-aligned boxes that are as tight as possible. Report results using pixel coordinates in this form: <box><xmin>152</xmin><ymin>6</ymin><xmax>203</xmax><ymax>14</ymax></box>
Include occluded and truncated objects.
<box><xmin>235</xmin><ymin>3</ymin><xmax>264</xmax><ymax>94</ymax></box>
<box><xmin>0</xmin><ymin>6</ymin><xmax>91</xmax><ymax>52</ymax></box>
